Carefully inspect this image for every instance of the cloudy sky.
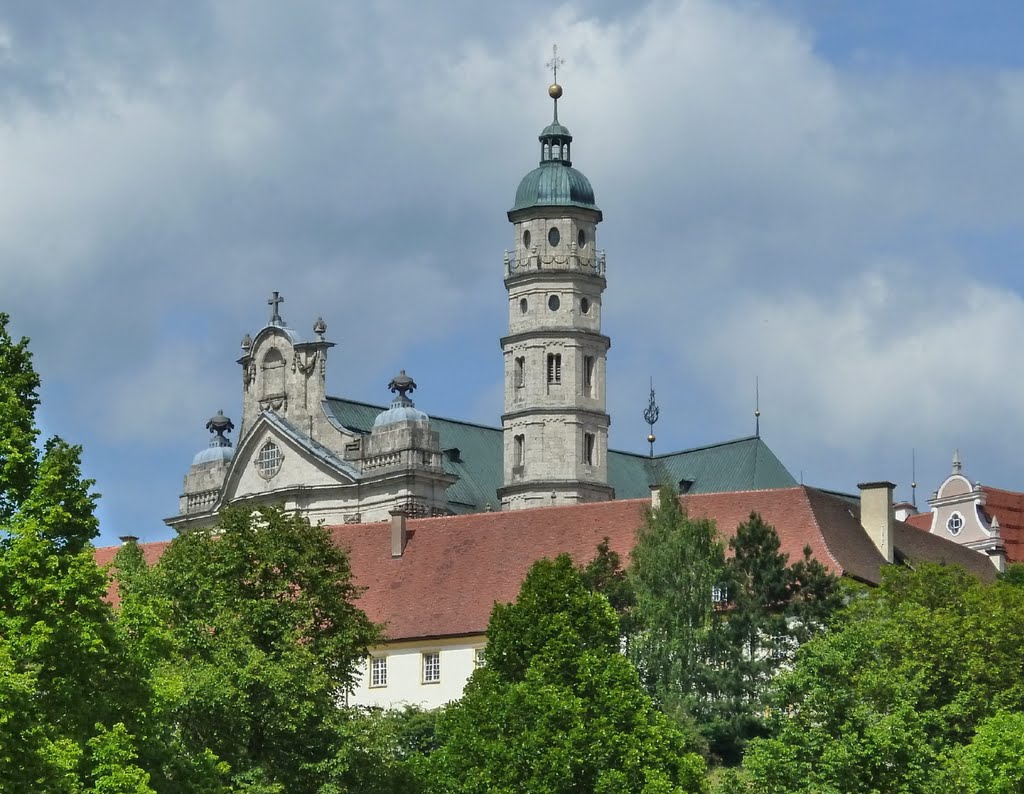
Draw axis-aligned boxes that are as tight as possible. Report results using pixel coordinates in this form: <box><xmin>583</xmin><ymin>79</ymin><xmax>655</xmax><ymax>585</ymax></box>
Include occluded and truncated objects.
<box><xmin>2</xmin><ymin>1</ymin><xmax>1022</xmax><ymax>545</ymax></box>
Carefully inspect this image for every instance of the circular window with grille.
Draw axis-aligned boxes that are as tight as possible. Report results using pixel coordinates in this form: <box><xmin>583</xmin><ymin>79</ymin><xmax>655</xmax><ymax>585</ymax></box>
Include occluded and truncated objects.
<box><xmin>946</xmin><ymin>511</ymin><xmax>964</xmax><ymax>536</ymax></box>
<box><xmin>257</xmin><ymin>440</ymin><xmax>283</xmax><ymax>479</ymax></box>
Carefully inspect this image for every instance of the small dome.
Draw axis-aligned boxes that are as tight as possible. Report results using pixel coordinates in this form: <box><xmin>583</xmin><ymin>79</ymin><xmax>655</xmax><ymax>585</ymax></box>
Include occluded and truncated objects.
<box><xmin>193</xmin><ymin>445</ymin><xmax>235</xmax><ymax>466</ymax></box>
<box><xmin>373</xmin><ymin>404</ymin><xmax>429</xmax><ymax>428</ymax></box>
<box><xmin>512</xmin><ymin>162</ymin><xmax>598</xmax><ymax>212</ymax></box>
<box><xmin>540</xmin><ymin>119</ymin><xmax>572</xmax><ymax>139</ymax></box>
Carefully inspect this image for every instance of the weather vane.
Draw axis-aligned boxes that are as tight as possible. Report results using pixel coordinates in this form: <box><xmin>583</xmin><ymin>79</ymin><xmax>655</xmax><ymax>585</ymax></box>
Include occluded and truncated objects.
<box><xmin>755</xmin><ymin>376</ymin><xmax>761</xmax><ymax>437</ymax></box>
<box><xmin>643</xmin><ymin>377</ymin><xmax>660</xmax><ymax>458</ymax></box>
<box><xmin>546</xmin><ymin>43</ymin><xmax>564</xmax><ymax>85</ymax></box>
<box><xmin>546</xmin><ymin>44</ymin><xmax>564</xmax><ymax>118</ymax></box>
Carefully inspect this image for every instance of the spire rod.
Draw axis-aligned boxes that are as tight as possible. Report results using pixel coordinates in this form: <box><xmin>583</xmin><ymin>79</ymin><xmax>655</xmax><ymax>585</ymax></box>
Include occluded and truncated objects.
<box><xmin>643</xmin><ymin>376</ymin><xmax>660</xmax><ymax>458</ymax></box>
<box><xmin>911</xmin><ymin>448</ymin><xmax>917</xmax><ymax>508</ymax></box>
<box><xmin>546</xmin><ymin>43</ymin><xmax>565</xmax><ymax>121</ymax></box>
<box><xmin>754</xmin><ymin>376</ymin><xmax>761</xmax><ymax>437</ymax></box>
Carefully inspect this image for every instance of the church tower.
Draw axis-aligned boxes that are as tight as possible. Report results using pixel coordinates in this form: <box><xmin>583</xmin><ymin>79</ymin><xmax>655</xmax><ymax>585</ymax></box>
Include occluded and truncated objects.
<box><xmin>498</xmin><ymin>67</ymin><xmax>613</xmax><ymax>510</ymax></box>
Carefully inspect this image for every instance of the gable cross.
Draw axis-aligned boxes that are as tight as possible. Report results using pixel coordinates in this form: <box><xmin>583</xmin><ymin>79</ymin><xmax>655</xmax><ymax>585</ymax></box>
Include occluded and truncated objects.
<box><xmin>268</xmin><ymin>291</ymin><xmax>284</xmax><ymax>324</ymax></box>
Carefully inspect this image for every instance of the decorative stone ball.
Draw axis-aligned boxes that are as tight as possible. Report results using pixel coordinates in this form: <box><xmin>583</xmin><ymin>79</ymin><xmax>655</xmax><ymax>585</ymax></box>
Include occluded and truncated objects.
<box><xmin>548</xmin><ymin>83</ymin><xmax>563</xmax><ymax>99</ymax></box>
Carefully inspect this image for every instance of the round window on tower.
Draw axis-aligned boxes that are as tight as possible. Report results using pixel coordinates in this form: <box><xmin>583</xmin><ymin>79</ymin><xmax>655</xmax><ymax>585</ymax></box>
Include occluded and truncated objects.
<box><xmin>577</xmin><ymin>229</ymin><xmax>587</xmax><ymax>248</ymax></box>
<box><xmin>548</xmin><ymin>295</ymin><xmax>560</xmax><ymax>311</ymax></box>
<box><xmin>548</xmin><ymin>227</ymin><xmax>560</xmax><ymax>247</ymax></box>
<box><xmin>580</xmin><ymin>297</ymin><xmax>590</xmax><ymax>314</ymax></box>
<box><xmin>522</xmin><ymin>230</ymin><xmax>531</xmax><ymax>248</ymax></box>
<box><xmin>519</xmin><ymin>298</ymin><xmax>528</xmax><ymax>314</ymax></box>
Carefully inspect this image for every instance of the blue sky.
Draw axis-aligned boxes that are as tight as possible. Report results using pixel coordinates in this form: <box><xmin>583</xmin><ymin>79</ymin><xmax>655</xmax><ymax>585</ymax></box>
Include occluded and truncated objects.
<box><xmin>1</xmin><ymin>1</ymin><xmax>1022</xmax><ymax>545</ymax></box>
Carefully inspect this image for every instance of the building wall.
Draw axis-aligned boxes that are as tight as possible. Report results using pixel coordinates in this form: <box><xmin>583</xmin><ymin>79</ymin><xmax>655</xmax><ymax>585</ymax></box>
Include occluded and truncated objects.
<box><xmin>350</xmin><ymin>636</ymin><xmax>486</xmax><ymax>710</ymax></box>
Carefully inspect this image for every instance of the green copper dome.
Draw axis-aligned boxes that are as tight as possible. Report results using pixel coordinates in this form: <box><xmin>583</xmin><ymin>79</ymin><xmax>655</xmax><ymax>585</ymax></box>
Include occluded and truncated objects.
<box><xmin>512</xmin><ymin>162</ymin><xmax>598</xmax><ymax>212</ymax></box>
<box><xmin>510</xmin><ymin>112</ymin><xmax>600</xmax><ymax>213</ymax></box>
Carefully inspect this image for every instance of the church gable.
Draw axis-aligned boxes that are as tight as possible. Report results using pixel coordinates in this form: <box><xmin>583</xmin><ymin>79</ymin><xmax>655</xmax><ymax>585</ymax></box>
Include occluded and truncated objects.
<box><xmin>221</xmin><ymin>413</ymin><xmax>359</xmax><ymax>508</ymax></box>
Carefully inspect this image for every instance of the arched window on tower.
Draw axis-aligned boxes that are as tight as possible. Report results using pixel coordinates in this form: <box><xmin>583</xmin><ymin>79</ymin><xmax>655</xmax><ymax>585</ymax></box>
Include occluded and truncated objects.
<box><xmin>551</xmin><ymin>143</ymin><xmax>561</xmax><ymax>160</ymax></box>
<box><xmin>262</xmin><ymin>347</ymin><xmax>286</xmax><ymax>397</ymax></box>
<box><xmin>546</xmin><ymin>353</ymin><xmax>561</xmax><ymax>385</ymax></box>
<box><xmin>515</xmin><ymin>356</ymin><xmax>525</xmax><ymax>391</ymax></box>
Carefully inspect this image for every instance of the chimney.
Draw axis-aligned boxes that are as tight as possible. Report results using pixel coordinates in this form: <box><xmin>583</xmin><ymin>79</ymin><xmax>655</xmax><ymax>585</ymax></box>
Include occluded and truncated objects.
<box><xmin>858</xmin><ymin>481</ymin><xmax>895</xmax><ymax>563</ymax></box>
<box><xmin>649</xmin><ymin>484</ymin><xmax>660</xmax><ymax>510</ymax></box>
<box><xmin>119</xmin><ymin>534</ymin><xmax>139</xmax><ymax>545</ymax></box>
<box><xmin>390</xmin><ymin>510</ymin><xmax>408</xmax><ymax>558</ymax></box>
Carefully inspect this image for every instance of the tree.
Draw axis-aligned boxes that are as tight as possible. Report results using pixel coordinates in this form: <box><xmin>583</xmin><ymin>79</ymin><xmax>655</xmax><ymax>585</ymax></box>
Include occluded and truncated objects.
<box><xmin>424</xmin><ymin>554</ymin><xmax>707</xmax><ymax>793</ymax></box>
<box><xmin>135</xmin><ymin>505</ymin><xmax>380</xmax><ymax>792</ymax></box>
<box><xmin>943</xmin><ymin>711</ymin><xmax>1024</xmax><ymax>793</ymax></box>
<box><xmin>580</xmin><ymin>536</ymin><xmax>636</xmax><ymax>638</ymax></box>
<box><xmin>743</xmin><ymin>563</ymin><xmax>1024</xmax><ymax>793</ymax></box>
<box><xmin>0</xmin><ymin>313</ymin><xmax>224</xmax><ymax>792</ymax></box>
<box><xmin>706</xmin><ymin>515</ymin><xmax>841</xmax><ymax>763</ymax></box>
<box><xmin>629</xmin><ymin>486</ymin><xmax>726</xmax><ymax>723</ymax></box>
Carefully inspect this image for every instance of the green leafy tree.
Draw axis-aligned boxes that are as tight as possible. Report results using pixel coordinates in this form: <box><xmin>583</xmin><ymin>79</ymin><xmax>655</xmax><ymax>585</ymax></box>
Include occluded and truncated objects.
<box><xmin>0</xmin><ymin>313</ymin><xmax>224</xmax><ymax>792</ymax></box>
<box><xmin>707</xmin><ymin>515</ymin><xmax>841</xmax><ymax>762</ymax></box>
<box><xmin>424</xmin><ymin>554</ymin><xmax>707</xmax><ymax>793</ymax></box>
<box><xmin>743</xmin><ymin>563</ymin><xmax>1024</xmax><ymax>794</ymax></box>
<box><xmin>138</xmin><ymin>505</ymin><xmax>379</xmax><ymax>792</ymax></box>
<box><xmin>942</xmin><ymin>710</ymin><xmax>1024</xmax><ymax>793</ymax></box>
<box><xmin>580</xmin><ymin>536</ymin><xmax>636</xmax><ymax>638</ymax></box>
<box><xmin>629</xmin><ymin>486</ymin><xmax>726</xmax><ymax>723</ymax></box>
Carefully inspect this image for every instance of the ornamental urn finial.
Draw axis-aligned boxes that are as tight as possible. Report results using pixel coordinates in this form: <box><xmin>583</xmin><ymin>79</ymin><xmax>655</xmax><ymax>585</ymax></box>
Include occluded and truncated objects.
<box><xmin>241</xmin><ymin>333</ymin><xmax>252</xmax><ymax>352</ymax></box>
<box><xmin>387</xmin><ymin>370</ymin><xmax>417</xmax><ymax>404</ymax></box>
<box><xmin>313</xmin><ymin>316</ymin><xmax>327</xmax><ymax>339</ymax></box>
<box><xmin>205</xmin><ymin>410</ymin><xmax>235</xmax><ymax>446</ymax></box>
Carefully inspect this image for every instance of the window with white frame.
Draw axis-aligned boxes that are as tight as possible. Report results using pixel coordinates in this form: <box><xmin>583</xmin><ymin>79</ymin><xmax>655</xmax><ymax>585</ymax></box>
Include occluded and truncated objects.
<box><xmin>422</xmin><ymin>651</ymin><xmax>440</xmax><ymax>684</ymax></box>
<box><xmin>256</xmin><ymin>440</ymin><xmax>282</xmax><ymax>479</ymax></box>
<box><xmin>369</xmin><ymin>656</ymin><xmax>387</xmax><ymax>688</ymax></box>
<box><xmin>474</xmin><ymin>648</ymin><xmax>486</xmax><ymax>669</ymax></box>
<box><xmin>711</xmin><ymin>584</ymin><xmax>729</xmax><ymax>604</ymax></box>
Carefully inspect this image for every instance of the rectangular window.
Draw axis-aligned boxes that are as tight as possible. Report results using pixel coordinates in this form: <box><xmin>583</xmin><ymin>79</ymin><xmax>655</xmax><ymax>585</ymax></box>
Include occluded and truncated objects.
<box><xmin>583</xmin><ymin>356</ymin><xmax>595</xmax><ymax>396</ymax></box>
<box><xmin>514</xmin><ymin>434</ymin><xmax>525</xmax><ymax>469</ymax></box>
<box><xmin>547</xmin><ymin>353</ymin><xmax>561</xmax><ymax>384</ymax></box>
<box><xmin>422</xmin><ymin>652</ymin><xmax>440</xmax><ymax>684</ymax></box>
<box><xmin>369</xmin><ymin>656</ymin><xmax>387</xmax><ymax>688</ymax></box>
<box><xmin>474</xmin><ymin>648</ymin><xmax>486</xmax><ymax>669</ymax></box>
<box><xmin>711</xmin><ymin>584</ymin><xmax>729</xmax><ymax>604</ymax></box>
<box><xmin>514</xmin><ymin>356</ymin><xmax>525</xmax><ymax>389</ymax></box>
<box><xmin>584</xmin><ymin>432</ymin><xmax>596</xmax><ymax>466</ymax></box>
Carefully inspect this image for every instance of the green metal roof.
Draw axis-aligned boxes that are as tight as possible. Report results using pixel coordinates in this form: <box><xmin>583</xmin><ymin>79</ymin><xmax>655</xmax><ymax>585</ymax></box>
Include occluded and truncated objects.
<box><xmin>325</xmin><ymin>397</ymin><xmax>798</xmax><ymax>513</ymax></box>
<box><xmin>512</xmin><ymin>162</ymin><xmax>599</xmax><ymax>213</ymax></box>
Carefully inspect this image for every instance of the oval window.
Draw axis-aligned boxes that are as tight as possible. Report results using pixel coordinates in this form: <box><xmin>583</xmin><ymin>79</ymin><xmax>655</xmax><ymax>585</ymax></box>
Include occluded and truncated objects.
<box><xmin>577</xmin><ymin>229</ymin><xmax>587</xmax><ymax>248</ymax></box>
<box><xmin>548</xmin><ymin>227</ymin><xmax>560</xmax><ymax>247</ymax></box>
<box><xmin>548</xmin><ymin>295</ymin><xmax>560</xmax><ymax>311</ymax></box>
<box><xmin>580</xmin><ymin>297</ymin><xmax>590</xmax><ymax>314</ymax></box>
<box><xmin>519</xmin><ymin>298</ymin><xmax>528</xmax><ymax>314</ymax></box>
<box><xmin>523</xmin><ymin>229</ymin><xmax>531</xmax><ymax>248</ymax></box>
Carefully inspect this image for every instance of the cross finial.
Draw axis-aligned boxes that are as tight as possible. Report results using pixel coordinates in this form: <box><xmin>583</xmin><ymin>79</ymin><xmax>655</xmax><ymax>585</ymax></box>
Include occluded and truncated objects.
<box><xmin>547</xmin><ymin>44</ymin><xmax>564</xmax><ymax>84</ymax></box>
<box><xmin>268</xmin><ymin>291</ymin><xmax>284</xmax><ymax>325</ymax></box>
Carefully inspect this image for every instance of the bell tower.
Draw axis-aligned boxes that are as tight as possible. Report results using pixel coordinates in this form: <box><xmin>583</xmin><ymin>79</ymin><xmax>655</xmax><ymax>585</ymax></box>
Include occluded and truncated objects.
<box><xmin>498</xmin><ymin>58</ymin><xmax>613</xmax><ymax>510</ymax></box>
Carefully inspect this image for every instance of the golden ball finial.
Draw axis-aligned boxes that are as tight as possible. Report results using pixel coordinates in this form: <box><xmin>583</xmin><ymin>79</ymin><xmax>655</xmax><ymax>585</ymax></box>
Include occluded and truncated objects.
<box><xmin>647</xmin><ymin>434</ymin><xmax>656</xmax><ymax>444</ymax></box>
<box><xmin>548</xmin><ymin>83</ymin><xmax>563</xmax><ymax>99</ymax></box>
<box><xmin>754</xmin><ymin>409</ymin><xmax>761</xmax><ymax>418</ymax></box>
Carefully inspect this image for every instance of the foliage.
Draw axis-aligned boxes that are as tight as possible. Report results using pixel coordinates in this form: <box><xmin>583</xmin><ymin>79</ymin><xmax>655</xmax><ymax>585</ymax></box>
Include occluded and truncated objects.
<box><xmin>135</xmin><ymin>505</ymin><xmax>380</xmax><ymax>792</ymax></box>
<box><xmin>424</xmin><ymin>555</ymin><xmax>707</xmax><ymax>793</ymax></box>
<box><xmin>629</xmin><ymin>486</ymin><xmax>726</xmax><ymax>721</ymax></box>
<box><xmin>0</xmin><ymin>313</ymin><xmax>224</xmax><ymax>791</ymax></box>
<box><xmin>743</xmin><ymin>563</ymin><xmax>1024</xmax><ymax>793</ymax></box>
<box><xmin>579</xmin><ymin>536</ymin><xmax>636</xmax><ymax>637</ymax></box>
<box><xmin>943</xmin><ymin>711</ymin><xmax>1024</xmax><ymax>793</ymax></box>
<box><xmin>706</xmin><ymin>515</ymin><xmax>840</xmax><ymax>763</ymax></box>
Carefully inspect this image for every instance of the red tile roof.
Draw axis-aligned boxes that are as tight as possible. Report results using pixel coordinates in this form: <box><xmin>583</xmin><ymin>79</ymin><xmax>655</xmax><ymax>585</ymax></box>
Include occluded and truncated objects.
<box><xmin>981</xmin><ymin>486</ymin><xmax>1024</xmax><ymax>564</ymax></box>
<box><xmin>904</xmin><ymin>512</ymin><xmax>933</xmax><ymax>532</ymax></box>
<box><xmin>93</xmin><ymin>540</ymin><xmax>171</xmax><ymax>608</ymax></box>
<box><xmin>93</xmin><ymin>487</ymin><xmax>995</xmax><ymax>642</ymax></box>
